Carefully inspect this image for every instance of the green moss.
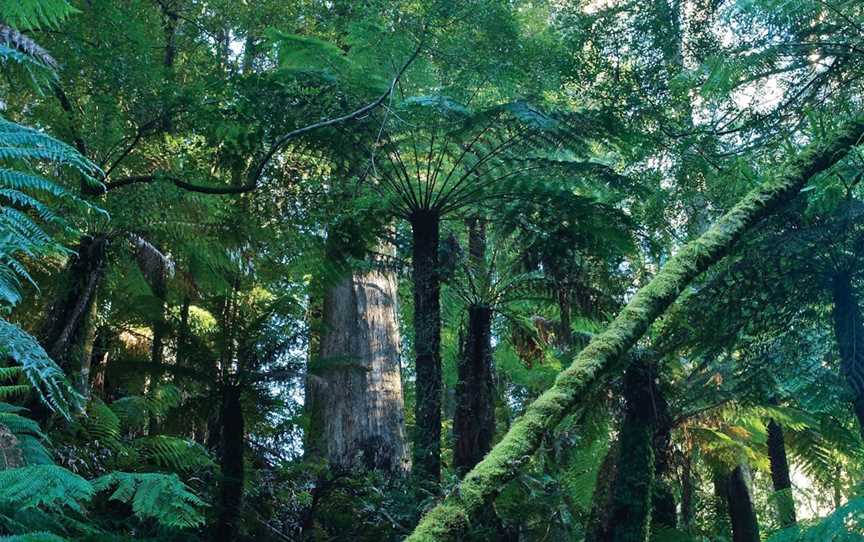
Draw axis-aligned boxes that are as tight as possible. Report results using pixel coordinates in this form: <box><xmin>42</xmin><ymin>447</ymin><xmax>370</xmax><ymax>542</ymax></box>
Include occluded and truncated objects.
<box><xmin>405</xmin><ymin>118</ymin><xmax>864</xmax><ymax>542</ymax></box>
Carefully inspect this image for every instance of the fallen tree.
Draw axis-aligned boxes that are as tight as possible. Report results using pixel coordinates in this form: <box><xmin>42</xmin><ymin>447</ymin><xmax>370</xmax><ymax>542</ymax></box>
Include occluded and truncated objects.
<box><xmin>405</xmin><ymin>116</ymin><xmax>864</xmax><ymax>542</ymax></box>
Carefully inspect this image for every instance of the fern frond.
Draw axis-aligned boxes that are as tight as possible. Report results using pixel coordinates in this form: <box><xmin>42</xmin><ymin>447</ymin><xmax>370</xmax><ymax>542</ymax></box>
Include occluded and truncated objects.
<box><xmin>0</xmin><ymin>319</ymin><xmax>80</xmax><ymax>417</ymax></box>
<box><xmin>0</xmin><ymin>465</ymin><xmax>93</xmax><ymax>513</ymax></box>
<box><xmin>92</xmin><ymin>472</ymin><xmax>206</xmax><ymax>529</ymax></box>
<box><xmin>131</xmin><ymin>435</ymin><xmax>214</xmax><ymax>473</ymax></box>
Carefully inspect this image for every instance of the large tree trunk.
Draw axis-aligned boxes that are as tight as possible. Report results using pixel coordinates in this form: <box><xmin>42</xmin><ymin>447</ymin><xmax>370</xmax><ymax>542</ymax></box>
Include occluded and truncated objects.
<box><xmin>767</xmin><ymin>419</ymin><xmax>797</xmax><ymax>527</ymax></box>
<box><xmin>607</xmin><ymin>357</ymin><xmax>657</xmax><ymax>542</ymax></box>
<box><xmin>216</xmin><ymin>384</ymin><xmax>244</xmax><ymax>542</ymax></box>
<box><xmin>406</xmin><ymin>117</ymin><xmax>864</xmax><ymax>542</ymax></box>
<box><xmin>726</xmin><ymin>465</ymin><xmax>761</xmax><ymax>542</ymax></box>
<box><xmin>831</xmin><ymin>270</ymin><xmax>864</xmax><ymax>434</ymax></box>
<box><xmin>40</xmin><ymin>234</ymin><xmax>108</xmax><ymax>365</ymax></box>
<box><xmin>411</xmin><ymin>211</ymin><xmax>442</xmax><ymax>482</ymax></box>
<box><xmin>454</xmin><ymin>217</ymin><xmax>496</xmax><ymax>475</ymax></box>
<box><xmin>305</xmin><ymin>259</ymin><xmax>410</xmax><ymax>473</ymax></box>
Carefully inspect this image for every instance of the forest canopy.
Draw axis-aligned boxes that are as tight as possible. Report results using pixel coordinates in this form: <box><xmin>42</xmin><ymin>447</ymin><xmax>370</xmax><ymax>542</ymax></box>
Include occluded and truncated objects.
<box><xmin>2</xmin><ymin>1</ymin><xmax>864</xmax><ymax>541</ymax></box>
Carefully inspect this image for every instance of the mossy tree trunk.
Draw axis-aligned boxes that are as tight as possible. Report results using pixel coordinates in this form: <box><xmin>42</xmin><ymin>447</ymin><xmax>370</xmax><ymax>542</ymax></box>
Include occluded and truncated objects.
<box><xmin>40</xmin><ymin>234</ymin><xmax>108</xmax><ymax>365</ymax></box>
<box><xmin>726</xmin><ymin>465</ymin><xmax>761</xmax><ymax>542</ymax></box>
<box><xmin>767</xmin><ymin>419</ymin><xmax>797</xmax><ymax>527</ymax></box>
<box><xmin>411</xmin><ymin>210</ymin><xmax>443</xmax><ymax>483</ymax></box>
<box><xmin>831</xmin><ymin>270</ymin><xmax>864</xmax><ymax>435</ymax></box>
<box><xmin>607</xmin><ymin>357</ymin><xmax>657</xmax><ymax>542</ymax></box>
<box><xmin>454</xmin><ymin>217</ymin><xmax>496</xmax><ymax>475</ymax></box>
<box><xmin>405</xmin><ymin>118</ymin><xmax>864</xmax><ymax>542</ymax></box>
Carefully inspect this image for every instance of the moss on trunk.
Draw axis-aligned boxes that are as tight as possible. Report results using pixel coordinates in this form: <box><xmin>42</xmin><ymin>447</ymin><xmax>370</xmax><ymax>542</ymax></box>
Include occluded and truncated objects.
<box><xmin>405</xmin><ymin>118</ymin><xmax>864</xmax><ymax>542</ymax></box>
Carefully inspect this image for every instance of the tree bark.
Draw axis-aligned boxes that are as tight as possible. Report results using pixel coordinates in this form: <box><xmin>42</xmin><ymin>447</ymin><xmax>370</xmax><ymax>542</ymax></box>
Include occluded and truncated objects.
<box><xmin>216</xmin><ymin>384</ymin><xmax>244</xmax><ymax>542</ymax></box>
<box><xmin>831</xmin><ymin>270</ymin><xmax>864</xmax><ymax>434</ymax></box>
<box><xmin>607</xmin><ymin>357</ymin><xmax>657</xmax><ymax>542</ymax></box>
<box><xmin>726</xmin><ymin>465</ymin><xmax>761</xmax><ymax>542</ymax></box>
<box><xmin>305</xmin><ymin>258</ymin><xmax>410</xmax><ymax>473</ymax></box>
<box><xmin>40</xmin><ymin>234</ymin><xmax>108</xmax><ymax>365</ymax></box>
<box><xmin>454</xmin><ymin>217</ymin><xmax>496</xmax><ymax>475</ymax></box>
<box><xmin>405</xmin><ymin>118</ymin><xmax>864</xmax><ymax>542</ymax></box>
<box><xmin>767</xmin><ymin>419</ymin><xmax>797</xmax><ymax>527</ymax></box>
<box><xmin>411</xmin><ymin>211</ymin><xmax>442</xmax><ymax>482</ymax></box>
<box><xmin>454</xmin><ymin>305</ymin><xmax>495</xmax><ymax>475</ymax></box>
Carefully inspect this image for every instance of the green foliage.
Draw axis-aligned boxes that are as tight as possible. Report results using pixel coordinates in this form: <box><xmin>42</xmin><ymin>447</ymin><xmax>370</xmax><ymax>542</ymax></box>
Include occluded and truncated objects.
<box><xmin>92</xmin><ymin>472</ymin><xmax>206</xmax><ymax>529</ymax></box>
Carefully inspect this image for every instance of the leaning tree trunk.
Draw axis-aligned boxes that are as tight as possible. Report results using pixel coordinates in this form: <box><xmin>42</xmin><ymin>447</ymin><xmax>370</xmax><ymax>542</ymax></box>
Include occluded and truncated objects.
<box><xmin>726</xmin><ymin>465</ymin><xmax>761</xmax><ymax>542</ymax></box>
<box><xmin>767</xmin><ymin>418</ymin><xmax>797</xmax><ymax>527</ymax></box>
<box><xmin>831</xmin><ymin>270</ymin><xmax>864</xmax><ymax>435</ymax></box>
<box><xmin>410</xmin><ymin>210</ymin><xmax>442</xmax><ymax>482</ymax></box>
<box><xmin>305</xmin><ymin>256</ymin><xmax>410</xmax><ymax>473</ymax></box>
<box><xmin>216</xmin><ymin>384</ymin><xmax>244</xmax><ymax>542</ymax></box>
<box><xmin>606</xmin><ymin>356</ymin><xmax>658</xmax><ymax>542</ymax></box>
<box><xmin>406</xmin><ymin>117</ymin><xmax>864</xmax><ymax>542</ymax></box>
<box><xmin>454</xmin><ymin>217</ymin><xmax>496</xmax><ymax>475</ymax></box>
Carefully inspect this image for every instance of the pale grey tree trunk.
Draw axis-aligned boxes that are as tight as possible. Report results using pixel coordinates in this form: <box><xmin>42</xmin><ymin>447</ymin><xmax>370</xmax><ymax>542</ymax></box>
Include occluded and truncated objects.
<box><xmin>306</xmin><ymin>260</ymin><xmax>410</xmax><ymax>474</ymax></box>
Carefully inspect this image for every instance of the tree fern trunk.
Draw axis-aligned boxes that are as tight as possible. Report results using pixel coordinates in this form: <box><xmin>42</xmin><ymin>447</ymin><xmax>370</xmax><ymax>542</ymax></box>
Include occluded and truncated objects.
<box><xmin>216</xmin><ymin>384</ymin><xmax>244</xmax><ymax>542</ymax></box>
<box><xmin>454</xmin><ymin>217</ymin><xmax>495</xmax><ymax>475</ymax></box>
<box><xmin>454</xmin><ymin>305</ymin><xmax>495</xmax><ymax>475</ymax></box>
<box><xmin>40</xmin><ymin>234</ymin><xmax>108</xmax><ymax>364</ymax></box>
<box><xmin>607</xmin><ymin>357</ymin><xmax>656</xmax><ymax>542</ymax></box>
<box><xmin>726</xmin><ymin>465</ymin><xmax>761</xmax><ymax>542</ymax></box>
<box><xmin>405</xmin><ymin>118</ymin><xmax>864</xmax><ymax>542</ymax></box>
<box><xmin>411</xmin><ymin>211</ymin><xmax>442</xmax><ymax>483</ymax></box>
<box><xmin>831</xmin><ymin>270</ymin><xmax>864</xmax><ymax>434</ymax></box>
<box><xmin>767</xmin><ymin>419</ymin><xmax>797</xmax><ymax>527</ymax></box>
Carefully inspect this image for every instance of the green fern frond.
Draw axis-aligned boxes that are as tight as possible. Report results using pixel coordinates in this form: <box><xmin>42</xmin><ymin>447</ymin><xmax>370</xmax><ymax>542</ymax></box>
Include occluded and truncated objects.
<box><xmin>0</xmin><ymin>0</ymin><xmax>78</xmax><ymax>30</ymax></box>
<box><xmin>0</xmin><ymin>465</ymin><xmax>93</xmax><ymax>513</ymax></box>
<box><xmin>131</xmin><ymin>435</ymin><xmax>214</xmax><ymax>473</ymax></box>
<box><xmin>0</xmin><ymin>319</ymin><xmax>80</xmax><ymax>417</ymax></box>
<box><xmin>91</xmin><ymin>472</ymin><xmax>206</xmax><ymax>529</ymax></box>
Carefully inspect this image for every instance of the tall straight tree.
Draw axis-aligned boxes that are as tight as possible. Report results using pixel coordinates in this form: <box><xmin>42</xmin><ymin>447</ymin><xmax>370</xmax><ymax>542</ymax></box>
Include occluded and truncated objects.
<box><xmin>351</xmin><ymin>98</ymin><xmax>612</xmax><ymax>482</ymax></box>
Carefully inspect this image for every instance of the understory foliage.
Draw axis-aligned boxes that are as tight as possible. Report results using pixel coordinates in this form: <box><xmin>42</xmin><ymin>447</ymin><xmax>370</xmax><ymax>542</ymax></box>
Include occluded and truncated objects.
<box><xmin>2</xmin><ymin>0</ymin><xmax>864</xmax><ymax>541</ymax></box>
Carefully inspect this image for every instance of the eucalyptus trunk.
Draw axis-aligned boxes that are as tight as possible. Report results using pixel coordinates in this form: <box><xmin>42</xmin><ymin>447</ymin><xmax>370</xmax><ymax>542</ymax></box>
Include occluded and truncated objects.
<box><xmin>454</xmin><ymin>217</ymin><xmax>495</xmax><ymax>475</ymax></box>
<box><xmin>306</xmin><ymin>259</ymin><xmax>410</xmax><ymax>473</ymax></box>
<box><xmin>406</xmin><ymin>117</ymin><xmax>864</xmax><ymax>542</ymax></box>
<box><xmin>831</xmin><ymin>270</ymin><xmax>864</xmax><ymax>434</ymax></box>
<box><xmin>726</xmin><ymin>465</ymin><xmax>761</xmax><ymax>542</ymax></box>
<box><xmin>767</xmin><ymin>419</ymin><xmax>797</xmax><ymax>527</ymax></box>
<box><xmin>411</xmin><ymin>210</ymin><xmax>442</xmax><ymax>482</ymax></box>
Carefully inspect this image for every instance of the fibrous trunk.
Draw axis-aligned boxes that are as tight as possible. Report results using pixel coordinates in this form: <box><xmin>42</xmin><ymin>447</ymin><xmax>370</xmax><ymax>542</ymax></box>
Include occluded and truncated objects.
<box><xmin>454</xmin><ymin>305</ymin><xmax>495</xmax><ymax>474</ymax></box>
<box><xmin>606</xmin><ymin>356</ymin><xmax>657</xmax><ymax>542</ymax></box>
<box><xmin>831</xmin><ymin>270</ymin><xmax>864</xmax><ymax>434</ymax></box>
<box><xmin>767</xmin><ymin>418</ymin><xmax>797</xmax><ymax>527</ymax></box>
<box><xmin>216</xmin><ymin>384</ymin><xmax>244</xmax><ymax>542</ymax></box>
<box><xmin>40</xmin><ymin>234</ymin><xmax>108</xmax><ymax>365</ymax></box>
<box><xmin>454</xmin><ymin>217</ymin><xmax>495</xmax><ymax>475</ymax></box>
<box><xmin>726</xmin><ymin>465</ymin><xmax>761</xmax><ymax>542</ymax></box>
<box><xmin>306</xmin><ymin>258</ymin><xmax>410</xmax><ymax>473</ymax></box>
<box><xmin>406</xmin><ymin>117</ymin><xmax>864</xmax><ymax>542</ymax></box>
<box><xmin>411</xmin><ymin>211</ymin><xmax>442</xmax><ymax>482</ymax></box>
